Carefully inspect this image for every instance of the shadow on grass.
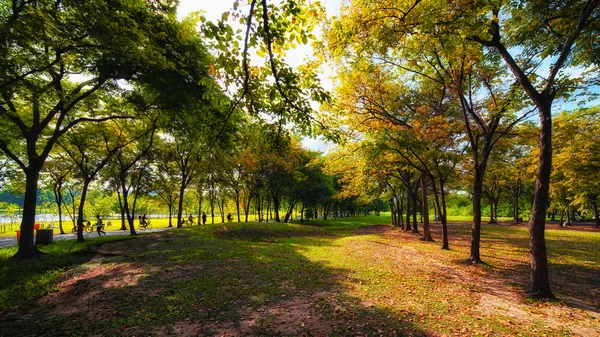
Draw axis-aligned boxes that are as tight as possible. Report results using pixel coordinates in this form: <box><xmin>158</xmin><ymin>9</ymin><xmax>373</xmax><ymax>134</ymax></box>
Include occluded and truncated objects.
<box><xmin>432</xmin><ymin>222</ymin><xmax>600</xmax><ymax>314</ymax></box>
<box><xmin>0</xmin><ymin>224</ymin><xmax>428</xmax><ymax>337</ymax></box>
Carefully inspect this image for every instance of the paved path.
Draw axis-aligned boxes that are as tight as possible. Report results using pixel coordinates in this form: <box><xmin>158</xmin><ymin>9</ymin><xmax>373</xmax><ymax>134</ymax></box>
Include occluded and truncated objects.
<box><xmin>0</xmin><ymin>227</ymin><xmax>175</xmax><ymax>249</ymax></box>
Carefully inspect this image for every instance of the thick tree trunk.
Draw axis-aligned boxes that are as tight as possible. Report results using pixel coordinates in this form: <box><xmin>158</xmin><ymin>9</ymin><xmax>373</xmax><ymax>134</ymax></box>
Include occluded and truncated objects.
<box><xmin>528</xmin><ymin>105</ymin><xmax>554</xmax><ymax>298</ymax></box>
<box><xmin>272</xmin><ymin>191</ymin><xmax>280</xmax><ymax>222</ymax></box>
<box><xmin>420</xmin><ymin>174</ymin><xmax>433</xmax><ymax>241</ymax></box>
<box><xmin>15</xmin><ymin>168</ymin><xmax>43</xmax><ymax>258</ymax></box>
<box><xmin>591</xmin><ymin>200</ymin><xmax>599</xmax><ymax>228</ymax></box>
<box><xmin>468</xmin><ymin>166</ymin><xmax>485</xmax><ymax>263</ymax></box>
<box><xmin>116</xmin><ymin>188</ymin><xmax>127</xmax><ymax>230</ymax></box>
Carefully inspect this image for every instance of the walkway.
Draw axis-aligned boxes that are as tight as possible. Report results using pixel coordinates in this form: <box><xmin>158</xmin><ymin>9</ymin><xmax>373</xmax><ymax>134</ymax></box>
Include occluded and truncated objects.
<box><xmin>0</xmin><ymin>227</ymin><xmax>175</xmax><ymax>249</ymax></box>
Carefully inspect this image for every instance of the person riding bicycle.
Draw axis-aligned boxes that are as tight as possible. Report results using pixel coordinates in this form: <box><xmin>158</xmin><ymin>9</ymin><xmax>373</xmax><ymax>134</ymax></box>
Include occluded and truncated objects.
<box><xmin>188</xmin><ymin>214</ymin><xmax>194</xmax><ymax>225</ymax></box>
<box><xmin>139</xmin><ymin>214</ymin><xmax>148</xmax><ymax>229</ymax></box>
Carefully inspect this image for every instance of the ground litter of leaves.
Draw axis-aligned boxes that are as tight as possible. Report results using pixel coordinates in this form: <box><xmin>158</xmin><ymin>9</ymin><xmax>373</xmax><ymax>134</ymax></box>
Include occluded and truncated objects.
<box><xmin>0</xmin><ymin>218</ymin><xmax>599</xmax><ymax>336</ymax></box>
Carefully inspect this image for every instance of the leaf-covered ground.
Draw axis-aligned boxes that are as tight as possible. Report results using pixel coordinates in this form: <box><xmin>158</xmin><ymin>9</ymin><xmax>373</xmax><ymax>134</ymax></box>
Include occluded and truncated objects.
<box><xmin>0</xmin><ymin>216</ymin><xmax>599</xmax><ymax>336</ymax></box>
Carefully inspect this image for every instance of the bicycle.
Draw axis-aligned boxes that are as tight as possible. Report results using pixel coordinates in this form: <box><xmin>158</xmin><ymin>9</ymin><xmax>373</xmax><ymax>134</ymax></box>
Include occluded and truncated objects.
<box><xmin>138</xmin><ymin>220</ymin><xmax>151</xmax><ymax>230</ymax></box>
<box><xmin>71</xmin><ymin>222</ymin><xmax>93</xmax><ymax>234</ymax></box>
<box><xmin>181</xmin><ymin>219</ymin><xmax>194</xmax><ymax>227</ymax></box>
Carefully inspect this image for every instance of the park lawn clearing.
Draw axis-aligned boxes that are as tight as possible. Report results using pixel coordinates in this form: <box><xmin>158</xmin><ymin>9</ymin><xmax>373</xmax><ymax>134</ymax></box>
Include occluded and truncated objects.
<box><xmin>0</xmin><ymin>216</ymin><xmax>598</xmax><ymax>336</ymax></box>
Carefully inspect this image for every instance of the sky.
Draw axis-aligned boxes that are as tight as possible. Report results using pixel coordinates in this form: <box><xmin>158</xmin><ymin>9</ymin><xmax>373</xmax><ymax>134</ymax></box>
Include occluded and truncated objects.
<box><xmin>178</xmin><ymin>0</ymin><xmax>341</xmax><ymax>152</ymax></box>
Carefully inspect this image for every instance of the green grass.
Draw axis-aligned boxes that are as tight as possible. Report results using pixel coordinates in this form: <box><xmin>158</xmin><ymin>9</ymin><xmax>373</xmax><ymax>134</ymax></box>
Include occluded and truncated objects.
<box><xmin>0</xmin><ymin>216</ymin><xmax>598</xmax><ymax>336</ymax></box>
<box><xmin>0</xmin><ymin>214</ymin><xmax>266</xmax><ymax>238</ymax></box>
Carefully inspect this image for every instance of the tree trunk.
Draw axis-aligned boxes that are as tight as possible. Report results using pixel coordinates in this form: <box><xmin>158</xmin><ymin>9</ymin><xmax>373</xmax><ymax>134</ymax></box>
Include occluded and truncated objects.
<box><xmin>220</xmin><ymin>198</ymin><xmax>225</xmax><ymax>223</ymax></box>
<box><xmin>591</xmin><ymin>200</ymin><xmax>599</xmax><ymax>228</ymax></box>
<box><xmin>116</xmin><ymin>187</ymin><xmax>127</xmax><ymax>230</ymax></box>
<box><xmin>489</xmin><ymin>196</ymin><xmax>495</xmax><ymax>223</ymax></box>
<box><xmin>439</xmin><ymin>178</ymin><xmax>449</xmax><ymax>250</ymax></box>
<box><xmin>412</xmin><ymin>182</ymin><xmax>419</xmax><ymax>233</ymax></box>
<box><xmin>235</xmin><ymin>190</ymin><xmax>241</xmax><ymax>222</ymax></box>
<box><xmin>468</xmin><ymin>166</ymin><xmax>485</xmax><ymax>263</ymax></box>
<box><xmin>405</xmin><ymin>188</ymin><xmax>412</xmax><ymax>232</ymax></box>
<box><xmin>513</xmin><ymin>184</ymin><xmax>520</xmax><ymax>224</ymax></box>
<box><xmin>256</xmin><ymin>193</ymin><xmax>261</xmax><ymax>222</ymax></box>
<box><xmin>76</xmin><ymin>180</ymin><xmax>91</xmax><ymax>243</ymax></box>
<box><xmin>272</xmin><ymin>190</ymin><xmax>280</xmax><ymax>222</ymax></box>
<box><xmin>284</xmin><ymin>200</ymin><xmax>296</xmax><ymax>222</ymax></box>
<box><xmin>390</xmin><ymin>198</ymin><xmax>396</xmax><ymax>226</ymax></box>
<box><xmin>421</xmin><ymin>174</ymin><xmax>433</xmax><ymax>241</ymax></box>
<box><xmin>197</xmin><ymin>188</ymin><xmax>203</xmax><ymax>225</ymax></box>
<box><xmin>398</xmin><ymin>197</ymin><xmax>404</xmax><ymax>229</ymax></box>
<box><xmin>177</xmin><ymin>178</ymin><xmax>186</xmax><ymax>228</ymax></box>
<box><xmin>528</xmin><ymin>104</ymin><xmax>554</xmax><ymax>298</ymax></box>
<box><xmin>15</xmin><ymin>168</ymin><xmax>43</xmax><ymax>258</ymax></box>
<box><xmin>244</xmin><ymin>193</ymin><xmax>252</xmax><ymax>222</ymax></box>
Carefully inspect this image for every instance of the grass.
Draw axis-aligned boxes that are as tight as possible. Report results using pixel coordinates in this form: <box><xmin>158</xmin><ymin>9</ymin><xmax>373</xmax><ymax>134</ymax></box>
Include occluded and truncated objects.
<box><xmin>0</xmin><ymin>216</ymin><xmax>599</xmax><ymax>336</ymax></box>
<box><xmin>0</xmin><ymin>214</ymin><xmax>272</xmax><ymax>238</ymax></box>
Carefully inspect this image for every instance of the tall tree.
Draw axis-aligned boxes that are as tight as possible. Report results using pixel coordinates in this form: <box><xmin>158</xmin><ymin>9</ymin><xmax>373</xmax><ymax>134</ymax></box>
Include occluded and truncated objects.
<box><xmin>0</xmin><ymin>0</ymin><xmax>214</xmax><ymax>257</ymax></box>
<box><xmin>59</xmin><ymin>120</ymin><xmax>131</xmax><ymax>242</ymax></box>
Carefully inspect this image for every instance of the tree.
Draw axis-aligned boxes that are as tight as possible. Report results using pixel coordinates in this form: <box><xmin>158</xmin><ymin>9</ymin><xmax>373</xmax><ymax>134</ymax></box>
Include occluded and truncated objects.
<box><xmin>42</xmin><ymin>156</ymin><xmax>73</xmax><ymax>234</ymax></box>
<box><xmin>103</xmin><ymin>116</ymin><xmax>156</xmax><ymax>234</ymax></box>
<box><xmin>457</xmin><ymin>0</ymin><xmax>600</xmax><ymax>298</ymax></box>
<box><xmin>553</xmin><ymin>106</ymin><xmax>600</xmax><ymax>228</ymax></box>
<box><xmin>153</xmin><ymin>144</ymin><xmax>180</xmax><ymax>228</ymax></box>
<box><xmin>59</xmin><ymin>120</ymin><xmax>131</xmax><ymax>242</ymax></box>
<box><xmin>0</xmin><ymin>0</ymin><xmax>214</xmax><ymax>257</ymax></box>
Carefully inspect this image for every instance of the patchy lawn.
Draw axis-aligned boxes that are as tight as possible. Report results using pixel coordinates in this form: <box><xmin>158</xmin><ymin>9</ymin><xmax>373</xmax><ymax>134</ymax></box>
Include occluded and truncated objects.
<box><xmin>0</xmin><ymin>216</ymin><xmax>598</xmax><ymax>336</ymax></box>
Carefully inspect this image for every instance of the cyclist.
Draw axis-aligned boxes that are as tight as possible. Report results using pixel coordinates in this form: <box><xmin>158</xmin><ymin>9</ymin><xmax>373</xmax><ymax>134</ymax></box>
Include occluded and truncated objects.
<box><xmin>138</xmin><ymin>214</ymin><xmax>148</xmax><ymax>229</ymax></box>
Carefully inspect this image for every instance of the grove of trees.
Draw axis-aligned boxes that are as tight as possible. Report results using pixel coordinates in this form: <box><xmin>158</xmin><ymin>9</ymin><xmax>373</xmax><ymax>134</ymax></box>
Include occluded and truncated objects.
<box><xmin>0</xmin><ymin>0</ymin><xmax>599</xmax><ymax>301</ymax></box>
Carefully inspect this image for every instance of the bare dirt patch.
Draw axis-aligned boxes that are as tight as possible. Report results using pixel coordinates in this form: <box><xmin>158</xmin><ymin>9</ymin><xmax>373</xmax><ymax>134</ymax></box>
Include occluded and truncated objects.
<box><xmin>155</xmin><ymin>291</ymin><xmax>337</xmax><ymax>336</ymax></box>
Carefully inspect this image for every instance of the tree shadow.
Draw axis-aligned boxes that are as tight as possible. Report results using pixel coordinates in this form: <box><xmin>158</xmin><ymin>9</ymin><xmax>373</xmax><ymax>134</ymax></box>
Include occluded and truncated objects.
<box><xmin>0</xmin><ymin>227</ymin><xmax>428</xmax><ymax>336</ymax></box>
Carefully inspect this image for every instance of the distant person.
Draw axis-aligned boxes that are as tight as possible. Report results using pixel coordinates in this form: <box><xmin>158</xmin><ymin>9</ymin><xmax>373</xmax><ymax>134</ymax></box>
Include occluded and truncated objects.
<box><xmin>201</xmin><ymin>212</ymin><xmax>207</xmax><ymax>225</ymax></box>
<box><xmin>141</xmin><ymin>214</ymin><xmax>148</xmax><ymax>224</ymax></box>
<box><xmin>188</xmin><ymin>213</ymin><xmax>194</xmax><ymax>225</ymax></box>
<box><xmin>96</xmin><ymin>215</ymin><xmax>106</xmax><ymax>236</ymax></box>
<box><xmin>227</xmin><ymin>213</ymin><xmax>233</xmax><ymax>223</ymax></box>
